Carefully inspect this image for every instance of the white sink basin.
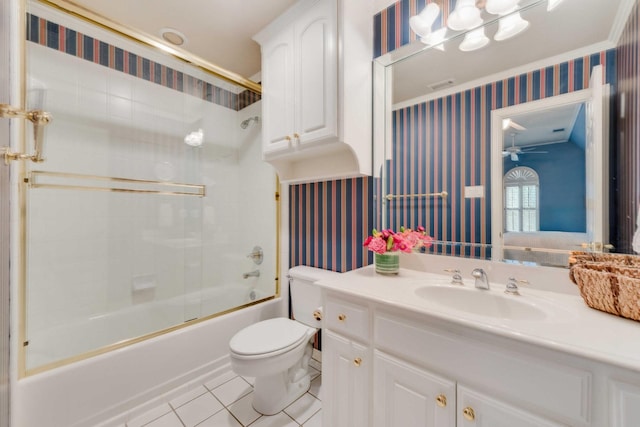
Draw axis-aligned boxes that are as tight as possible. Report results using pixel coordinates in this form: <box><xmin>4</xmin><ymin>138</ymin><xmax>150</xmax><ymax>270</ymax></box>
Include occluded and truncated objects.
<box><xmin>414</xmin><ymin>286</ymin><xmax>548</xmax><ymax>320</ymax></box>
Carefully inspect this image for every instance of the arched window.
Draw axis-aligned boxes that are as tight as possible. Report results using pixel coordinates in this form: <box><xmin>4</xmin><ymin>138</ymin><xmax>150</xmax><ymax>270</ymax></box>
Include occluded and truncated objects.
<box><xmin>504</xmin><ymin>167</ymin><xmax>539</xmax><ymax>232</ymax></box>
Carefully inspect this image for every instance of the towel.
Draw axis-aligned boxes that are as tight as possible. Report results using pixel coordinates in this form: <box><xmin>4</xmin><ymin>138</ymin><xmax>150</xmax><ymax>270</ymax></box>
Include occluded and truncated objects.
<box><xmin>633</xmin><ymin>207</ymin><xmax>640</xmax><ymax>254</ymax></box>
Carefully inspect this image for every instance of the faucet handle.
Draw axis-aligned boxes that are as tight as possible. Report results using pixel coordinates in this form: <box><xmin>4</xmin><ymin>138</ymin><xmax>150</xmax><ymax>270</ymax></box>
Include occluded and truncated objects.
<box><xmin>444</xmin><ymin>269</ymin><xmax>463</xmax><ymax>286</ymax></box>
<box><xmin>505</xmin><ymin>277</ymin><xmax>528</xmax><ymax>296</ymax></box>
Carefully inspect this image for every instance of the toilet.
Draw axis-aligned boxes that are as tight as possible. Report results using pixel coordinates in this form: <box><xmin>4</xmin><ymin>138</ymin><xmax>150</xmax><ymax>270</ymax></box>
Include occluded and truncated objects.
<box><xmin>229</xmin><ymin>266</ymin><xmax>340</xmax><ymax>415</ymax></box>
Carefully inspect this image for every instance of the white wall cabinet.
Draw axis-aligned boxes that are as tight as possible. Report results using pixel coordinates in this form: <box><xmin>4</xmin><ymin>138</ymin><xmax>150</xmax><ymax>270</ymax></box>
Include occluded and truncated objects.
<box><xmin>253</xmin><ymin>0</ymin><xmax>372</xmax><ymax>183</ymax></box>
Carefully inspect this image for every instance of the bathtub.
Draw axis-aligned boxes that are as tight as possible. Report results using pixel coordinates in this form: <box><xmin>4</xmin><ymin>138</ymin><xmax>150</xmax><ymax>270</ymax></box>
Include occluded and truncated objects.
<box><xmin>15</xmin><ymin>285</ymin><xmax>283</xmax><ymax>427</ymax></box>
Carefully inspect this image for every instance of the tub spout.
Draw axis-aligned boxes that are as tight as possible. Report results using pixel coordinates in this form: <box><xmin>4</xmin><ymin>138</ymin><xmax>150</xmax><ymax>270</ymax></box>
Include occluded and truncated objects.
<box><xmin>243</xmin><ymin>270</ymin><xmax>260</xmax><ymax>279</ymax></box>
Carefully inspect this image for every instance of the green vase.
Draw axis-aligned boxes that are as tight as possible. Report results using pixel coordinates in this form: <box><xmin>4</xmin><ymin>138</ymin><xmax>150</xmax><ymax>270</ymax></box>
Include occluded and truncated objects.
<box><xmin>374</xmin><ymin>252</ymin><xmax>400</xmax><ymax>275</ymax></box>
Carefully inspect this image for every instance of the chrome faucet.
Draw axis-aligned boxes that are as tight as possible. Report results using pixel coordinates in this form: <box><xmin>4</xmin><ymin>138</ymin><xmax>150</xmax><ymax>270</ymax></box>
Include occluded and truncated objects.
<box><xmin>471</xmin><ymin>268</ymin><xmax>490</xmax><ymax>290</ymax></box>
<box><xmin>243</xmin><ymin>269</ymin><xmax>260</xmax><ymax>279</ymax></box>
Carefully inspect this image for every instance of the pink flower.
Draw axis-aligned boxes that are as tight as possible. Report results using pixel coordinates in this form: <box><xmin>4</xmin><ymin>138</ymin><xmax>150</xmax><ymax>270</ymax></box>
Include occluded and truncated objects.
<box><xmin>367</xmin><ymin>236</ymin><xmax>387</xmax><ymax>254</ymax></box>
<box><xmin>364</xmin><ymin>226</ymin><xmax>432</xmax><ymax>254</ymax></box>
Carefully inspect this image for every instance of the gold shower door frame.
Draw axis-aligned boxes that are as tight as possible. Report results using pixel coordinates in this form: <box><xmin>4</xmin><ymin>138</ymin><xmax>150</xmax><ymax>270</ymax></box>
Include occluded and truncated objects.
<box><xmin>16</xmin><ymin>0</ymin><xmax>279</xmax><ymax>378</ymax></box>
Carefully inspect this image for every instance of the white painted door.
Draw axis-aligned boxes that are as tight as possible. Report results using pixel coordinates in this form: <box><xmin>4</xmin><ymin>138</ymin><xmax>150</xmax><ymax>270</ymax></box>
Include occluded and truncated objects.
<box><xmin>374</xmin><ymin>351</ymin><xmax>456</xmax><ymax>427</ymax></box>
<box><xmin>610</xmin><ymin>380</ymin><xmax>640</xmax><ymax>427</ymax></box>
<box><xmin>585</xmin><ymin>64</ymin><xmax>610</xmax><ymax>251</ymax></box>
<box><xmin>261</xmin><ymin>26</ymin><xmax>295</xmax><ymax>155</ymax></box>
<box><xmin>322</xmin><ymin>330</ymin><xmax>370</xmax><ymax>427</ymax></box>
<box><xmin>293</xmin><ymin>0</ymin><xmax>337</xmax><ymax>147</ymax></box>
<box><xmin>457</xmin><ymin>386</ymin><xmax>564</xmax><ymax>427</ymax></box>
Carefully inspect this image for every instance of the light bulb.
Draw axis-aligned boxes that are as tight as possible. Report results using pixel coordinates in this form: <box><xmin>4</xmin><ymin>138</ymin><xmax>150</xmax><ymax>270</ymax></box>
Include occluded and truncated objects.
<box><xmin>494</xmin><ymin>12</ymin><xmax>529</xmax><ymax>41</ymax></box>
<box><xmin>459</xmin><ymin>28</ymin><xmax>490</xmax><ymax>52</ymax></box>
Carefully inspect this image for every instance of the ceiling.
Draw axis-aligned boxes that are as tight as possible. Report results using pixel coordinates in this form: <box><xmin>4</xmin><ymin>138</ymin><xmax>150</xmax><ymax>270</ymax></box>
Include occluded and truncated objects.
<box><xmin>69</xmin><ymin>0</ymin><xmax>298</xmax><ymax>80</ymax></box>
<box><xmin>390</xmin><ymin>0</ymin><xmax>632</xmax><ymax>106</ymax></box>
<box><xmin>503</xmin><ymin>103</ymin><xmax>582</xmax><ymax>148</ymax></box>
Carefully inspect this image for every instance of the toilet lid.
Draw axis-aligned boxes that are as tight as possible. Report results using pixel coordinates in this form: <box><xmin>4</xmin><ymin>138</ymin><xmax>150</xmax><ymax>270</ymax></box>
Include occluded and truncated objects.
<box><xmin>230</xmin><ymin>318</ymin><xmax>313</xmax><ymax>356</ymax></box>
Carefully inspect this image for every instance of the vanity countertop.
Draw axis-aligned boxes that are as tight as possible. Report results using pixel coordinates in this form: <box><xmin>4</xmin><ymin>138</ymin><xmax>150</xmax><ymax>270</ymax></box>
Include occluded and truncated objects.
<box><xmin>317</xmin><ymin>265</ymin><xmax>640</xmax><ymax>373</ymax></box>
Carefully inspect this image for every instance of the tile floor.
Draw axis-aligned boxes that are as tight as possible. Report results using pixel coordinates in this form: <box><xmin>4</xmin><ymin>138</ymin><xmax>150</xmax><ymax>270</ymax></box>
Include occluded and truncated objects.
<box><xmin>124</xmin><ymin>358</ymin><xmax>322</xmax><ymax>427</ymax></box>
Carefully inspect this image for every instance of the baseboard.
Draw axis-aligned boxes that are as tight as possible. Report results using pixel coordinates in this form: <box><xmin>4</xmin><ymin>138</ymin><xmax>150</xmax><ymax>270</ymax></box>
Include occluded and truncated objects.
<box><xmin>87</xmin><ymin>355</ymin><xmax>233</xmax><ymax>427</ymax></box>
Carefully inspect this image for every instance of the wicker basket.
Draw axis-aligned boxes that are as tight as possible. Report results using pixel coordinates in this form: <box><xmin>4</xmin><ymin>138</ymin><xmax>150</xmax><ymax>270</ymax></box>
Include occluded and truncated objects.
<box><xmin>569</xmin><ymin>251</ymin><xmax>640</xmax><ymax>321</ymax></box>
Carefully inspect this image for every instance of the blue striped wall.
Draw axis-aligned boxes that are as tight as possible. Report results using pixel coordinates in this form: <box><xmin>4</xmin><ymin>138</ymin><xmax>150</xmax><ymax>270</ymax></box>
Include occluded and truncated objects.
<box><xmin>616</xmin><ymin>1</ymin><xmax>640</xmax><ymax>253</ymax></box>
<box><xmin>289</xmin><ymin>178</ymin><xmax>374</xmax><ymax>272</ymax></box>
<box><xmin>389</xmin><ymin>50</ymin><xmax>616</xmax><ymax>259</ymax></box>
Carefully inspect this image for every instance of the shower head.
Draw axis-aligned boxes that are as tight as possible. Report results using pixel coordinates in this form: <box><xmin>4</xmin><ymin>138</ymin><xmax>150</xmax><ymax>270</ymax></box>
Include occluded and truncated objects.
<box><xmin>240</xmin><ymin>116</ymin><xmax>260</xmax><ymax>129</ymax></box>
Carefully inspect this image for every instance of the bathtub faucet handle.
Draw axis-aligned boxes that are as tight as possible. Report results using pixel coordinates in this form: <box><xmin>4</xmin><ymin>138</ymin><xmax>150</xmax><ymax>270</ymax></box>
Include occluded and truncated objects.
<box><xmin>243</xmin><ymin>269</ymin><xmax>260</xmax><ymax>279</ymax></box>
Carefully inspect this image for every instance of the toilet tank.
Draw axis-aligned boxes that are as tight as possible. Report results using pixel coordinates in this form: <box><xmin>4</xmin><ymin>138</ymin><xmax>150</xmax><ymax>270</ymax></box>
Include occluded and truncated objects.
<box><xmin>288</xmin><ymin>266</ymin><xmax>341</xmax><ymax>328</ymax></box>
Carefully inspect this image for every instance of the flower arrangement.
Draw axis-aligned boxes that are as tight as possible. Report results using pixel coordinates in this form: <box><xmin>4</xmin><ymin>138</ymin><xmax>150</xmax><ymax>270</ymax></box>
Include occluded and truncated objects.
<box><xmin>363</xmin><ymin>226</ymin><xmax>433</xmax><ymax>254</ymax></box>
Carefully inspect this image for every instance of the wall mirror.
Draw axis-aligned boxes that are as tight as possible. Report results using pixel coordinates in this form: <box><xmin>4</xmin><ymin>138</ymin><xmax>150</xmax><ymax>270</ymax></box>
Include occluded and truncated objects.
<box><xmin>373</xmin><ymin>0</ymin><xmax>636</xmax><ymax>267</ymax></box>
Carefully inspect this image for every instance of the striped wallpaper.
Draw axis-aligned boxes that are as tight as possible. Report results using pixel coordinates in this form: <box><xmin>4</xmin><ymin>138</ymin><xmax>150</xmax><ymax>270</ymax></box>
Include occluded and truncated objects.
<box><xmin>616</xmin><ymin>1</ymin><xmax>640</xmax><ymax>253</ymax></box>
<box><xmin>26</xmin><ymin>13</ymin><xmax>261</xmax><ymax>111</ymax></box>
<box><xmin>374</xmin><ymin>0</ymin><xmax>456</xmax><ymax>58</ymax></box>
<box><xmin>289</xmin><ymin>178</ymin><xmax>374</xmax><ymax>272</ymax></box>
<box><xmin>389</xmin><ymin>50</ymin><xmax>617</xmax><ymax>258</ymax></box>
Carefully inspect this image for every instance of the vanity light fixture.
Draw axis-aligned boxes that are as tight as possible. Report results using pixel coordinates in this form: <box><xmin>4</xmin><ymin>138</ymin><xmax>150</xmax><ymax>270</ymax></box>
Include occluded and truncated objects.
<box><xmin>459</xmin><ymin>27</ymin><xmax>490</xmax><ymax>51</ymax></box>
<box><xmin>485</xmin><ymin>0</ymin><xmax>519</xmax><ymax>15</ymax></box>
<box><xmin>409</xmin><ymin>3</ymin><xmax>441</xmax><ymax>39</ymax></box>
<box><xmin>420</xmin><ymin>28</ymin><xmax>448</xmax><ymax>51</ymax></box>
<box><xmin>494</xmin><ymin>12</ymin><xmax>530</xmax><ymax>41</ymax></box>
<box><xmin>447</xmin><ymin>0</ymin><xmax>483</xmax><ymax>31</ymax></box>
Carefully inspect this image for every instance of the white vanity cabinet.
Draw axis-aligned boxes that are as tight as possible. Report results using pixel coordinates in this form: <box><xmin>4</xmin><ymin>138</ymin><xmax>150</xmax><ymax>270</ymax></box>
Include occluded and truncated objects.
<box><xmin>321</xmin><ymin>294</ymin><xmax>371</xmax><ymax>427</ymax></box>
<box><xmin>253</xmin><ymin>0</ymin><xmax>372</xmax><ymax>183</ymax></box>
<box><xmin>321</xmin><ymin>289</ymin><xmax>593</xmax><ymax>427</ymax></box>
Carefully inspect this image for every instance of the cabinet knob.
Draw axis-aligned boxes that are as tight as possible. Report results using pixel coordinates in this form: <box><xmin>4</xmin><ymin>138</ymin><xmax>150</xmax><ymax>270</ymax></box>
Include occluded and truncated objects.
<box><xmin>353</xmin><ymin>357</ymin><xmax>362</xmax><ymax>367</ymax></box>
<box><xmin>285</xmin><ymin>135</ymin><xmax>292</xmax><ymax>142</ymax></box>
<box><xmin>293</xmin><ymin>133</ymin><xmax>300</xmax><ymax>141</ymax></box>
<box><xmin>338</xmin><ymin>314</ymin><xmax>347</xmax><ymax>321</ymax></box>
<box><xmin>462</xmin><ymin>407</ymin><xmax>475</xmax><ymax>421</ymax></box>
<box><xmin>435</xmin><ymin>394</ymin><xmax>447</xmax><ymax>407</ymax></box>
<box><xmin>313</xmin><ymin>310</ymin><xmax>322</xmax><ymax>321</ymax></box>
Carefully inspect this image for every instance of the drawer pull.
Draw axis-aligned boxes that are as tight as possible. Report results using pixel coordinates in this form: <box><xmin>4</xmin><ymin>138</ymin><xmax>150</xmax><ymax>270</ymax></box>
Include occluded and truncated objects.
<box><xmin>436</xmin><ymin>394</ymin><xmax>447</xmax><ymax>407</ymax></box>
<box><xmin>313</xmin><ymin>310</ymin><xmax>322</xmax><ymax>321</ymax></box>
<box><xmin>353</xmin><ymin>357</ymin><xmax>362</xmax><ymax>367</ymax></box>
<box><xmin>462</xmin><ymin>407</ymin><xmax>475</xmax><ymax>421</ymax></box>
<box><xmin>338</xmin><ymin>314</ymin><xmax>347</xmax><ymax>321</ymax></box>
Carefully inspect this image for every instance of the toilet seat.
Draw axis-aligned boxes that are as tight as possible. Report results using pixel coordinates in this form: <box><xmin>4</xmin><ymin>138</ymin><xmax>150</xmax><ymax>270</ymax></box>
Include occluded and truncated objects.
<box><xmin>229</xmin><ymin>318</ymin><xmax>315</xmax><ymax>358</ymax></box>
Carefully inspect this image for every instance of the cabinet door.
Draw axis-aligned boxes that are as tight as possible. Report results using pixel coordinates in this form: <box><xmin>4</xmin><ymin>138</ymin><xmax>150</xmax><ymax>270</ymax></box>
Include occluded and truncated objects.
<box><xmin>610</xmin><ymin>380</ymin><xmax>640</xmax><ymax>427</ymax></box>
<box><xmin>261</xmin><ymin>26</ymin><xmax>295</xmax><ymax>155</ymax></box>
<box><xmin>457</xmin><ymin>386</ymin><xmax>564</xmax><ymax>427</ymax></box>
<box><xmin>293</xmin><ymin>0</ymin><xmax>337</xmax><ymax>147</ymax></box>
<box><xmin>374</xmin><ymin>351</ymin><xmax>455</xmax><ymax>427</ymax></box>
<box><xmin>322</xmin><ymin>330</ymin><xmax>370</xmax><ymax>427</ymax></box>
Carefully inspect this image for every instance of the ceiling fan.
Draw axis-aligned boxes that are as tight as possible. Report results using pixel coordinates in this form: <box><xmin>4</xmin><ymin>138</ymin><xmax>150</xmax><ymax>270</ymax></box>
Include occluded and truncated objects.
<box><xmin>502</xmin><ymin>133</ymin><xmax>548</xmax><ymax>161</ymax></box>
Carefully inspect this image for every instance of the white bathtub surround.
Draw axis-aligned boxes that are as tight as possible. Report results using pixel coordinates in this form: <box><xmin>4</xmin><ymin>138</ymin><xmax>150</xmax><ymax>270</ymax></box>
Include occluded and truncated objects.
<box><xmin>318</xmin><ymin>264</ymin><xmax>640</xmax><ymax>426</ymax></box>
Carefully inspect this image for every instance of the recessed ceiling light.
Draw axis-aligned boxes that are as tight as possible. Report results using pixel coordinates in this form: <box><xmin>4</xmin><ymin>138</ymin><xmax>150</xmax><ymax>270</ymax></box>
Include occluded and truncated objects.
<box><xmin>160</xmin><ymin>28</ymin><xmax>187</xmax><ymax>46</ymax></box>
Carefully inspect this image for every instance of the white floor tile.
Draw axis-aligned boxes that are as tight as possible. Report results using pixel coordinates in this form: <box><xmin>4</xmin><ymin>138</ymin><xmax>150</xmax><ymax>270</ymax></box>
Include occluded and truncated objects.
<box><xmin>195</xmin><ymin>409</ymin><xmax>242</xmax><ymax>427</ymax></box>
<box><xmin>247</xmin><ymin>412</ymin><xmax>298</xmax><ymax>427</ymax></box>
<box><xmin>170</xmin><ymin>385</ymin><xmax>209</xmax><ymax>409</ymax></box>
<box><xmin>284</xmin><ymin>393</ymin><xmax>321</xmax><ymax>425</ymax></box>
<box><xmin>127</xmin><ymin>404</ymin><xmax>172</xmax><ymax>427</ymax></box>
<box><xmin>308</xmin><ymin>376</ymin><xmax>321</xmax><ymax>400</ymax></box>
<box><xmin>308</xmin><ymin>366</ymin><xmax>320</xmax><ymax>381</ymax></box>
<box><xmin>144</xmin><ymin>412</ymin><xmax>184</xmax><ymax>427</ymax></box>
<box><xmin>309</xmin><ymin>358</ymin><xmax>321</xmax><ymax>372</ymax></box>
<box><xmin>242</xmin><ymin>375</ymin><xmax>256</xmax><ymax>386</ymax></box>
<box><xmin>204</xmin><ymin>371</ymin><xmax>237</xmax><ymax>391</ymax></box>
<box><xmin>211</xmin><ymin>376</ymin><xmax>253</xmax><ymax>406</ymax></box>
<box><xmin>302</xmin><ymin>410</ymin><xmax>322</xmax><ymax>427</ymax></box>
<box><xmin>227</xmin><ymin>392</ymin><xmax>261</xmax><ymax>426</ymax></box>
<box><xmin>175</xmin><ymin>392</ymin><xmax>224</xmax><ymax>427</ymax></box>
